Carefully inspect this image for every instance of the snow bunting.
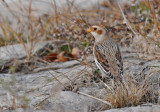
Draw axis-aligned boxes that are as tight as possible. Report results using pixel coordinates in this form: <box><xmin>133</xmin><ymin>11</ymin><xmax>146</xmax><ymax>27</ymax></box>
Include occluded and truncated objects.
<box><xmin>87</xmin><ymin>25</ymin><xmax>123</xmax><ymax>80</ymax></box>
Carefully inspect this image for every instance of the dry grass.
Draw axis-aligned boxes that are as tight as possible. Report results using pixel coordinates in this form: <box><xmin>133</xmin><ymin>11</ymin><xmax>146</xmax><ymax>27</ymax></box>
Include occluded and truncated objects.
<box><xmin>104</xmin><ymin>72</ymin><xmax>159</xmax><ymax>108</ymax></box>
<box><xmin>127</xmin><ymin>0</ymin><xmax>160</xmax><ymax>59</ymax></box>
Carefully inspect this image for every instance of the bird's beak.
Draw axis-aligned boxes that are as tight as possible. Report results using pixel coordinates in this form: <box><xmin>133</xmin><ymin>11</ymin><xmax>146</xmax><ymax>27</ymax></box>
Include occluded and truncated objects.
<box><xmin>87</xmin><ymin>28</ymin><xmax>91</xmax><ymax>33</ymax></box>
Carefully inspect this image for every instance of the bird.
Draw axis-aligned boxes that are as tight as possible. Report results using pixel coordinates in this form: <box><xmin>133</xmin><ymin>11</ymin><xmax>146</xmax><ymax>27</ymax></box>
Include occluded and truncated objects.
<box><xmin>87</xmin><ymin>25</ymin><xmax>123</xmax><ymax>81</ymax></box>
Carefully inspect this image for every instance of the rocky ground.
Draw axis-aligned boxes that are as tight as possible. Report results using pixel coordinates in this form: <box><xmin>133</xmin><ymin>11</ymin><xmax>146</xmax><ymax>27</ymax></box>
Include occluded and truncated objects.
<box><xmin>0</xmin><ymin>41</ymin><xmax>159</xmax><ymax>112</ymax></box>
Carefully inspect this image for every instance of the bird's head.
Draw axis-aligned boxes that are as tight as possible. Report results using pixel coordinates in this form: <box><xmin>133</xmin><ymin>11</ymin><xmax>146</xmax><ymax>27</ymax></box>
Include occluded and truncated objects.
<box><xmin>87</xmin><ymin>25</ymin><xmax>106</xmax><ymax>42</ymax></box>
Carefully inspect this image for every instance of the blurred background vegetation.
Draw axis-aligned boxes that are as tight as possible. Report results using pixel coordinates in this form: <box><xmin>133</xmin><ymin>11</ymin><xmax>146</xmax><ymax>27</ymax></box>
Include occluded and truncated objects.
<box><xmin>0</xmin><ymin>0</ymin><xmax>160</xmax><ymax>61</ymax></box>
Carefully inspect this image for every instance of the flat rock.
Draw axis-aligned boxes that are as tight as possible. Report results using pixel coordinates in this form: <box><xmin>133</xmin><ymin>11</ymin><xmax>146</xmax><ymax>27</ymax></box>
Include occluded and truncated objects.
<box><xmin>102</xmin><ymin>104</ymin><xmax>160</xmax><ymax>112</ymax></box>
<box><xmin>0</xmin><ymin>60</ymin><xmax>98</xmax><ymax>111</ymax></box>
<box><xmin>42</xmin><ymin>91</ymin><xmax>105</xmax><ymax>112</ymax></box>
<box><xmin>0</xmin><ymin>41</ymin><xmax>51</xmax><ymax>61</ymax></box>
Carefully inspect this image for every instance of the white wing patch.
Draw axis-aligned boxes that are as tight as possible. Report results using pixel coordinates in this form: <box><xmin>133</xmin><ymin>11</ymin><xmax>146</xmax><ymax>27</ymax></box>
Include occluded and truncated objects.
<box><xmin>94</xmin><ymin>57</ymin><xmax>108</xmax><ymax>78</ymax></box>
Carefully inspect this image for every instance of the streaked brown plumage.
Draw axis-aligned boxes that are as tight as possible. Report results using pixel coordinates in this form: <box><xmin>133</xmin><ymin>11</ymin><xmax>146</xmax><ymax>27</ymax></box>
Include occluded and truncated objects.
<box><xmin>87</xmin><ymin>25</ymin><xmax>123</xmax><ymax>79</ymax></box>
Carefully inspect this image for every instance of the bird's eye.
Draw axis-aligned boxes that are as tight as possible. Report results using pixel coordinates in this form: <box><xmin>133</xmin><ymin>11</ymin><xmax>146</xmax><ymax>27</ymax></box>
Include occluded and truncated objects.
<box><xmin>93</xmin><ymin>28</ymin><xmax>97</xmax><ymax>31</ymax></box>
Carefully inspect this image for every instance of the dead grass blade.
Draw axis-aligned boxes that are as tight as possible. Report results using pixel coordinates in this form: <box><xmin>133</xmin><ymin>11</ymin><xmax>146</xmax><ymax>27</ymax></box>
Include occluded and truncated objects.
<box><xmin>77</xmin><ymin>91</ymin><xmax>112</xmax><ymax>107</ymax></box>
<box><xmin>48</xmin><ymin>71</ymin><xmax>66</xmax><ymax>89</ymax></box>
<box><xmin>118</xmin><ymin>3</ymin><xmax>137</xmax><ymax>35</ymax></box>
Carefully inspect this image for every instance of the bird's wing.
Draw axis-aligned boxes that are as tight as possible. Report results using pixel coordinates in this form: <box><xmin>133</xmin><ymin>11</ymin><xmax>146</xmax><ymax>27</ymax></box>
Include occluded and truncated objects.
<box><xmin>94</xmin><ymin>44</ymin><xmax>123</xmax><ymax>77</ymax></box>
<box><xmin>93</xmin><ymin>45</ymin><xmax>112</xmax><ymax>78</ymax></box>
<box><xmin>94</xmin><ymin>45</ymin><xmax>110</xmax><ymax>72</ymax></box>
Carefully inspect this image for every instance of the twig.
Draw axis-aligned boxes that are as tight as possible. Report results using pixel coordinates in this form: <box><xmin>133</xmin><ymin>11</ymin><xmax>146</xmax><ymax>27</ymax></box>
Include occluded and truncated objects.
<box><xmin>118</xmin><ymin>2</ymin><xmax>137</xmax><ymax>35</ymax></box>
<box><xmin>48</xmin><ymin>71</ymin><xmax>66</xmax><ymax>89</ymax></box>
<box><xmin>77</xmin><ymin>91</ymin><xmax>112</xmax><ymax>106</ymax></box>
<box><xmin>72</xmin><ymin>66</ymin><xmax>87</xmax><ymax>82</ymax></box>
<box><xmin>53</xmin><ymin>0</ymin><xmax>59</xmax><ymax>26</ymax></box>
<box><xmin>33</xmin><ymin>62</ymin><xmax>80</xmax><ymax>72</ymax></box>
